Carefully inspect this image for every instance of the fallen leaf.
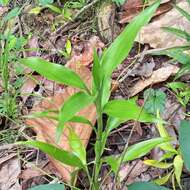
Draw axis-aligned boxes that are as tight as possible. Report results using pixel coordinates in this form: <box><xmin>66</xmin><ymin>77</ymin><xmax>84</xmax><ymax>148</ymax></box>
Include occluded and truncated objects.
<box><xmin>129</xmin><ymin>64</ymin><xmax>179</xmax><ymax>97</ymax></box>
<box><xmin>137</xmin><ymin>1</ymin><xmax>190</xmax><ymax>48</ymax></box>
<box><xmin>0</xmin><ymin>157</ymin><xmax>21</xmax><ymax>190</ymax></box>
<box><xmin>24</xmin><ymin>37</ymin><xmax>104</xmax><ymax>182</ymax></box>
<box><xmin>20</xmin><ymin>168</ymin><xmax>43</xmax><ymax>180</ymax></box>
<box><xmin>119</xmin><ymin>160</ymin><xmax>149</xmax><ymax>184</ymax></box>
<box><xmin>119</xmin><ymin>0</ymin><xmax>172</xmax><ymax>24</ymax></box>
<box><xmin>0</xmin><ymin>153</ymin><xmax>17</xmax><ymax>165</ymax></box>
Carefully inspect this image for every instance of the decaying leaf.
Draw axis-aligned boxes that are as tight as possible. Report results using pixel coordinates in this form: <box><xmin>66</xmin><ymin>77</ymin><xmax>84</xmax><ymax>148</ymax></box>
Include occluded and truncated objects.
<box><xmin>129</xmin><ymin>64</ymin><xmax>179</xmax><ymax>97</ymax></box>
<box><xmin>137</xmin><ymin>1</ymin><xmax>190</xmax><ymax>48</ymax></box>
<box><xmin>119</xmin><ymin>0</ymin><xmax>172</xmax><ymax>24</ymax></box>
<box><xmin>119</xmin><ymin>160</ymin><xmax>149</xmax><ymax>183</ymax></box>
<box><xmin>0</xmin><ymin>156</ymin><xmax>21</xmax><ymax>190</ymax></box>
<box><xmin>24</xmin><ymin>37</ymin><xmax>104</xmax><ymax>182</ymax></box>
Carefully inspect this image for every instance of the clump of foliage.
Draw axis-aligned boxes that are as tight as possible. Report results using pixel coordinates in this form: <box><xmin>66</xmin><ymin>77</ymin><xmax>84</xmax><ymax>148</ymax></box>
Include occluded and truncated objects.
<box><xmin>0</xmin><ymin>7</ymin><xmax>27</xmax><ymax>121</ymax></box>
<box><xmin>18</xmin><ymin>1</ymin><xmax>175</xmax><ymax>189</ymax></box>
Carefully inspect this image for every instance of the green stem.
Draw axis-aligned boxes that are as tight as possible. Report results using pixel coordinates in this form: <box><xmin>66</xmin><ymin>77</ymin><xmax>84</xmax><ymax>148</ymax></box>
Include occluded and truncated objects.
<box><xmin>91</xmin><ymin>98</ymin><xmax>103</xmax><ymax>190</ymax></box>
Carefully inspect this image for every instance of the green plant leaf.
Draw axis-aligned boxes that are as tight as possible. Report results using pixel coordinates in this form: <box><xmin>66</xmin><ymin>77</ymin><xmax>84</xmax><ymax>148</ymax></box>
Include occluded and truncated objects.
<box><xmin>112</xmin><ymin>0</ymin><xmax>126</xmax><ymax>6</ymax></box>
<box><xmin>104</xmin><ymin>156</ymin><xmax>120</xmax><ymax>174</ymax></box>
<box><xmin>159</xmin><ymin>152</ymin><xmax>176</xmax><ymax>162</ymax></box>
<box><xmin>2</xmin><ymin>7</ymin><xmax>21</xmax><ymax>23</ymax></box>
<box><xmin>162</xmin><ymin>27</ymin><xmax>190</xmax><ymax>42</ymax></box>
<box><xmin>179</xmin><ymin>120</ymin><xmax>190</xmax><ymax>171</ymax></box>
<box><xmin>101</xmin><ymin>0</ymin><xmax>160</xmax><ymax>77</ymax></box>
<box><xmin>174</xmin><ymin>155</ymin><xmax>183</xmax><ymax>189</ymax></box>
<box><xmin>29</xmin><ymin>7</ymin><xmax>44</xmax><ymax>15</ymax></box>
<box><xmin>156</xmin><ymin>112</ymin><xmax>177</xmax><ymax>153</ymax></box>
<box><xmin>0</xmin><ymin>0</ymin><xmax>9</xmax><ymax>5</ymax></box>
<box><xmin>92</xmin><ymin>49</ymin><xmax>102</xmax><ymax>91</ymax></box>
<box><xmin>174</xmin><ymin>4</ymin><xmax>190</xmax><ymax>23</ymax></box>
<box><xmin>28</xmin><ymin>184</ymin><xmax>65</xmax><ymax>190</ymax></box>
<box><xmin>39</xmin><ymin>0</ymin><xmax>54</xmax><ymax>6</ymax></box>
<box><xmin>144</xmin><ymin>159</ymin><xmax>173</xmax><ymax>169</ymax></box>
<box><xmin>103</xmin><ymin>97</ymin><xmax>156</xmax><ymax>123</ymax></box>
<box><xmin>144</xmin><ymin>89</ymin><xmax>166</xmax><ymax>115</ymax></box>
<box><xmin>46</xmin><ymin>4</ymin><xmax>62</xmax><ymax>14</ymax></box>
<box><xmin>128</xmin><ymin>182</ymin><xmax>171</xmax><ymax>190</ymax></box>
<box><xmin>69</xmin><ymin>116</ymin><xmax>93</xmax><ymax>127</ymax></box>
<box><xmin>123</xmin><ymin>137</ymin><xmax>171</xmax><ymax>162</ymax></box>
<box><xmin>68</xmin><ymin>128</ymin><xmax>86</xmax><ymax>165</ymax></box>
<box><xmin>18</xmin><ymin>141</ymin><xmax>83</xmax><ymax>168</ymax></box>
<box><xmin>65</xmin><ymin>39</ymin><xmax>72</xmax><ymax>55</ymax></box>
<box><xmin>101</xmin><ymin>77</ymin><xmax>111</xmax><ymax>107</ymax></box>
<box><xmin>56</xmin><ymin>92</ymin><xmax>94</xmax><ymax>141</ymax></box>
<box><xmin>154</xmin><ymin>172</ymin><xmax>173</xmax><ymax>185</ymax></box>
<box><xmin>19</xmin><ymin>57</ymin><xmax>88</xmax><ymax>91</ymax></box>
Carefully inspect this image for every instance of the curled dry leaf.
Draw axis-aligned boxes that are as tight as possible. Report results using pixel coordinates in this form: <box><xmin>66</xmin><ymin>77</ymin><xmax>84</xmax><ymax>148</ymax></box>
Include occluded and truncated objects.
<box><xmin>129</xmin><ymin>64</ymin><xmax>179</xmax><ymax>97</ymax></box>
<box><xmin>119</xmin><ymin>0</ymin><xmax>172</xmax><ymax>24</ymax></box>
<box><xmin>137</xmin><ymin>1</ymin><xmax>190</xmax><ymax>48</ymax></box>
<box><xmin>24</xmin><ymin>37</ymin><xmax>104</xmax><ymax>182</ymax></box>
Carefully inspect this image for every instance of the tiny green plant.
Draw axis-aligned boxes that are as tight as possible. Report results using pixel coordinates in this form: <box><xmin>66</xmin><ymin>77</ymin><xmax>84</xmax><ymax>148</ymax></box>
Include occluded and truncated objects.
<box><xmin>0</xmin><ymin>7</ymin><xmax>26</xmax><ymax>121</ymax></box>
<box><xmin>166</xmin><ymin>82</ymin><xmax>190</xmax><ymax>107</ymax></box>
<box><xmin>18</xmin><ymin>1</ymin><xmax>173</xmax><ymax>189</ymax></box>
<box><xmin>30</xmin><ymin>0</ymin><xmax>86</xmax><ymax>20</ymax></box>
<box><xmin>144</xmin><ymin>88</ymin><xmax>166</xmax><ymax>115</ymax></box>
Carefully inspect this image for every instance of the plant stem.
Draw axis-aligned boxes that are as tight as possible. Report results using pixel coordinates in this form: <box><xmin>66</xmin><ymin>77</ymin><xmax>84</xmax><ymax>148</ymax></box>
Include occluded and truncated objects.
<box><xmin>91</xmin><ymin>97</ymin><xmax>103</xmax><ymax>190</ymax></box>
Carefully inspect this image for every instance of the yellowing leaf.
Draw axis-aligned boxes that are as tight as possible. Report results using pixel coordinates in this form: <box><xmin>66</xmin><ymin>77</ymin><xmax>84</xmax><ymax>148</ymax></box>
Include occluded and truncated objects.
<box><xmin>154</xmin><ymin>171</ymin><xmax>173</xmax><ymax>185</ymax></box>
<box><xmin>174</xmin><ymin>155</ymin><xmax>183</xmax><ymax>189</ymax></box>
<box><xmin>29</xmin><ymin>7</ymin><xmax>44</xmax><ymax>15</ymax></box>
<box><xmin>144</xmin><ymin>159</ymin><xmax>173</xmax><ymax>169</ymax></box>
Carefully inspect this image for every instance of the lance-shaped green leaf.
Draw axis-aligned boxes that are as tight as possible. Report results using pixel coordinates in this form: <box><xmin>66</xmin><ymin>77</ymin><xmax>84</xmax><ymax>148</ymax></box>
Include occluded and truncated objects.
<box><xmin>128</xmin><ymin>182</ymin><xmax>171</xmax><ymax>190</ymax></box>
<box><xmin>19</xmin><ymin>57</ymin><xmax>88</xmax><ymax>91</ymax></box>
<box><xmin>123</xmin><ymin>137</ymin><xmax>171</xmax><ymax>162</ymax></box>
<box><xmin>28</xmin><ymin>184</ymin><xmax>65</xmax><ymax>190</ymax></box>
<box><xmin>162</xmin><ymin>27</ymin><xmax>190</xmax><ymax>42</ymax></box>
<box><xmin>174</xmin><ymin>4</ymin><xmax>190</xmax><ymax>23</ymax></box>
<box><xmin>179</xmin><ymin>120</ymin><xmax>190</xmax><ymax>171</ymax></box>
<box><xmin>18</xmin><ymin>141</ymin><xmax>83</xmax><ymax>168</ymax></box>
<box><xmin>92</xmin><ymin>49</ymin><xmax>102</xmax><ymax>90</ymax></box>
<box><xmin>144</xmin><ymin>159</ymin><xmax>173</xmax><ymax>169</ymax></box>
<box><xmin>156</xmin><ymin>112</ymin><xmax>177</xmax><ymax>153</ymax></box>
<box><xmin>154</xmin><ymin>172</ymin><xmax>173</xmax><ymax>186</ymax></box>
<box><xmin>104</xmin><ymin>138</ymin><xmax>171</xmax><ymax>172</ymax></box>
<box><xmin>56</xmin><ymin>92</ymin><xmax>94</xmax><ymax>141</ymax></box>
<box><xmin>174</xmin><ymin>155</ymin><xmax>183</xmax><ymax>190</ymax></box>
<box><xmin>103</xmin><ymin>98</ymin><xmax>156</xmax><ymax>123</ymax></box>
<box><xmin>68</xmin><ymin>128</ymin><xmax>87</xmax><ymax>165</ymax></box>
<box><xmin>101</xmin><ymin>0</ymin><xmax>160</xmax><ymax>77</ymax></box>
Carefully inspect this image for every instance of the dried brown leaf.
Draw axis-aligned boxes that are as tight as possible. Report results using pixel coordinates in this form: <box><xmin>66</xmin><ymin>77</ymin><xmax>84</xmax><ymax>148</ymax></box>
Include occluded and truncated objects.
<box><xmin>0</xmin><ymin>157</ymin><xmax>21</xmax><ymax>190</ymax></box>
<box><xmin>137</xmin><ymin>1</ymin><xmax>190</xmax><ymax>48</ymax></box>
<box><xmin>129</xmin><ymin>65</ymin><xmax>179</xmax><ymax>97</ymax></box>
<box><xmin>119</xmin><ymin>0</ymin><xmax>172</xmax><ymax>24</ymax></box>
